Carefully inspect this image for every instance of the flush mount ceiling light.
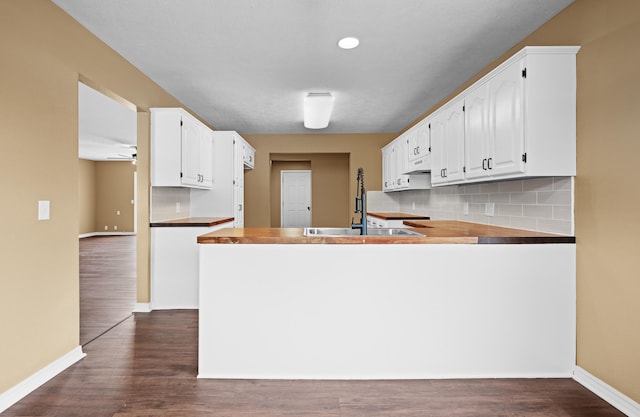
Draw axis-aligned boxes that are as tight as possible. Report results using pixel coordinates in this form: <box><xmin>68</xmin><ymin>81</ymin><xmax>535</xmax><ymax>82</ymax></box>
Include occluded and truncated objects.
<box><xmin>338</xmin><ymin>37</ymin><xmax>359</xmax><ymax>50</ymax></box>
<box><xmin>304</xmin><ymin>93</ymin><xmax>335</xmax><ymax>129</ymax></box>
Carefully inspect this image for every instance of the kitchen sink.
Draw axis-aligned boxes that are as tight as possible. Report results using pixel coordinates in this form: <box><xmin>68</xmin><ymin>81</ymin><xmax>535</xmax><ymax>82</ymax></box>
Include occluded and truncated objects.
<box><xmin>303</xmin><ymin>227</ymin><xmax>361</xmax><ymax>236</ymax></box>
<box><xmin>366</xmin><ymin>228</ymin><xmax>425</xmax><ymax>236</ymax></box>
<box><xmin>303</xmin><ymin>227</ymin><xmax>425</xmax><ymax>237</ymax></box>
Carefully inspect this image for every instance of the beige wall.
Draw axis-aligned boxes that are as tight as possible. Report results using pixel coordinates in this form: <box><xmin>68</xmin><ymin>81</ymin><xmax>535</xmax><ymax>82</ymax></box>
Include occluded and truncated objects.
<box><xmin>269</xmin><ymin>154</ymin><xmax>350</xmax><ymax>228</ymax></box>
<box><xmin>0</xmin><ymin>1</ymin><xmax>185</xmax><ymax>393</ymax></box>
<box><xmin>243</xmin><ymin>134</ymin><xmax>394</xmax><ymax>228</ymax></box>
<box><xmin>79</xmin><ymin>160</ymin><xmax>136</xmax><ymax>233</ymax></box>
<box><xmin>78</xmin><ymin>159</ymin><xmax>97</xmax><ymax>234</ymax></box>
<box><xmin>95</xmin><ymin>162</ymin><xmax>136</xmax><ymax>232</ymax></box>
<box><xmin>403</xmin><ymin>0</ymin><xmax>640</xmax><ymax>402</ymax></box>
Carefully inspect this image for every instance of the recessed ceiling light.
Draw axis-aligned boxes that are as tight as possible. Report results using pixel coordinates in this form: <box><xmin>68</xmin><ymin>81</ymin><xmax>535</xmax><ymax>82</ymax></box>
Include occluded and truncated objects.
<box><xmin>338</xmin><ymin>37</ymin><xmax>359</xmax><ymax>50</ymax></box>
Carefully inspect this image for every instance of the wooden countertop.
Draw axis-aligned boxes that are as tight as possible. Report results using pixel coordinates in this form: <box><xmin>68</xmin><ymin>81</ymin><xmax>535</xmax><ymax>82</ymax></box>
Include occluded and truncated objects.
<box><xmin>402</xmin><ymin>220</ymin><xmax>575</xmax><ymax>244</ymax></box>
<box><xmin>367</xmin><ymin>212</ymin><xmax>430</xmax><ymax>220</ymax></box>
<box><xmin>197</xmin><ymin>221</ymin><xmax>575</xmax><ymax>244</ymax></box>
<box><xmin>150</xmin><ymin>217</ymin><xmax>234</xmax><ymax>228</ymax></box>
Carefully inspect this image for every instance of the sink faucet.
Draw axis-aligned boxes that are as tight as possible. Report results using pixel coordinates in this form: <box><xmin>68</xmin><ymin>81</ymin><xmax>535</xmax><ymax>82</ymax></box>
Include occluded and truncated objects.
<box><xmin>351</xmin><ymin>167</ymin><xmax>367</xmax><ymax>235</ymax></box>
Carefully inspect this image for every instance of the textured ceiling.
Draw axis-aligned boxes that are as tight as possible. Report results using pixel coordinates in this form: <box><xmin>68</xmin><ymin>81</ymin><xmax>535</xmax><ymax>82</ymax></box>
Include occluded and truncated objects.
<box><xmin>55</xmin><ymin>0</ymin><xmax>573</xmax><ymax>135</ymax></box>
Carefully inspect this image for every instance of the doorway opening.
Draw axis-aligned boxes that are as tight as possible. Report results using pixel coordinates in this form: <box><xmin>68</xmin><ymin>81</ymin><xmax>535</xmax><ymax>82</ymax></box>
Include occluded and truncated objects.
<box><xmin>78</xmin><ymin>80</ymin><xmax>137</xmax><ymax>345</ymax></box>
<box><xmin>269</xmin><ymin>153</ymin><xmax>350</xmax><ymax>228</ymax></box>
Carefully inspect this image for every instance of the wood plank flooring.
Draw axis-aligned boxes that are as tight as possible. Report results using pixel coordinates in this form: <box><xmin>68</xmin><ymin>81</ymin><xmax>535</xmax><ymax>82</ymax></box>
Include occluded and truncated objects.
<box><xmin>4</xmin><ymin>310</ymin><xmax>625</xmax><ymax>417</ymax></box>
<box><xmin>80</xmin><ymin>235</ymin><xmax>136</xmax><ymax>345</ymax></box>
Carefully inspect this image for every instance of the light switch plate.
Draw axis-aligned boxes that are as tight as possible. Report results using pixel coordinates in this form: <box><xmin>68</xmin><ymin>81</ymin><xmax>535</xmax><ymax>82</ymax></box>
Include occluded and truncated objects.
<box><xmin>38</xmin><ymin>200</ymin><xmax>50</xmax><ymax>220</ymax></box>
<box><xmin>463</xmin><ymin>202</ymin><xmax>469</xmax><ymax>215</ymax></box>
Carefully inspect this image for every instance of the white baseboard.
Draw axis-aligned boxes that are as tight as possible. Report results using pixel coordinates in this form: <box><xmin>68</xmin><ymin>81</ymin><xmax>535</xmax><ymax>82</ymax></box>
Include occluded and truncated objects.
<box><xmin>0</xmin><ymin>346</ymin><xmax>85</xmax><ymax>413</ymax></box>
<box><xmin>133</xmin><ymin>303</ymin><xmax>152</xmax><ymax>313</ymax></box>
<box><xmin>79</xmin><ymin>232</ymin><xmax>135</xmax><ymax>238</ymax></box>
<box><xmin>574</xmin><ymin>366</ymin><xmax>640</xmax><ymax>417</ymax></box>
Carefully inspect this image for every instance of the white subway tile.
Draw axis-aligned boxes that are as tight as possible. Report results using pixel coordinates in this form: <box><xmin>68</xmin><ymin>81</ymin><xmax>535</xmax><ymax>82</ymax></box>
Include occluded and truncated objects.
<box><xmin>522</xmin><ymin>177</ymin><xmax>554</xmax><ymax>192</ymax></box>
<box><xmin>553</xmin><ymin>205</ymin><xmax>573</xmax><ymax>221</ymax></box>
<box><xmin>553</xmin><ymin>177</ymin><xmax>572</xmax><ymax>191</ymax></box>
<box><xmin>510</xmin><ymin>192</ymin><xmax>537</xmax><ymax>204</ymax></box>
<box><xmin>537</xmin><ymin>190</ymin><xmax>571</xmax><ymax>205</ymax></box>
<box><xmin>489</xmin><ymin>216</ymin><xmax>511</xmax><ymax>227</ymax></box>
<box><xmin>463</xmin><ymin>183</ymin><xmax>482</xmax><ymax>194</ymax></box>
<box><xmin>489</xmin><ymin>193</ymin><xmax>510</xmax><ymax>203</ymax></box>
<box><xmin>498</xmin><ymin>179</ymin><xmax>523</xmax><ymax>192</ymax></box>
<box><xmin>538</xmin><ymin>219</ymin><xmax>572</xmax><ymax>235</ymax></box>
<box><xmin>510</xmin><ymin>217</ymin><xmax>538</xmax><ymax>232</ymax></box>
<box><xmin>471</xmin><ymin>193</ymin><xmax>490</xmax><ymax>203</ymax></box>
<box><xmin>523</xmin><ymin>205</ymin><xmax>553</xmax><ymax>218</ymax></box>
<box><xmin>480</xmin><ymin>182</ymin><xmax>500</xmax><ymax>193</ymax></box>
<box><xmin>497</xmin><ymin>204</ymin><xmax>523</xmax><ymax>216</ymax></box>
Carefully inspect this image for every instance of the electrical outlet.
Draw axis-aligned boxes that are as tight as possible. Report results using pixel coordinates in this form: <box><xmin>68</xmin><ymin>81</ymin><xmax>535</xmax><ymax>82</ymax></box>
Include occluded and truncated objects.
<box><xmin>463</xmin><ymin>202</ymin><xmax>469</xmax><ymax>215</ymax></box>
<box><xmin>485</xmin><ymin>202</ymin><xmax>495</xmax><ymax>217</ymax></box>
<box><xmin>412</xmin><ymin>202</ymin><xmax>416</xmax><ymax>210</ymax></box>
<box><xmin>176</xmin><ymin>202</ymin><xmax>181</xmax><ymax>213</ymax></box>
<box><xmin>104</xmin><ymin>225</ymin><xmax>108</xmax><ymax>231</ymax></box>
<box><xmin>116</xmin><ymin>210</ymin><xmax>121</xmax><ymax>216</ymax></box>
<box><xmin>114</xmin><ymin>225</ymin><xmax>118</xmax><ymax>231</ymax></box>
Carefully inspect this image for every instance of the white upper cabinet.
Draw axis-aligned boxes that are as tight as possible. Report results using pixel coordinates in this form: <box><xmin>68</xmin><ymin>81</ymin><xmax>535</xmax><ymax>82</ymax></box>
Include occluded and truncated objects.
<box><xmin>431</xmin><ymin>98</ymin><xmax>465</xmax><ymax>186</ymax></box>
<box><xmin>382</xmin><ymin>134</ymin><xmax>432</xmax><ymax>192</ymax></box>
<box><xmin>404</xmin><ymin>118</ymin><xmax>431</xmax><ymax>173</ymax></box>
<box><xmin>151</xmin><ymin>108</ymin><xmax>213</xmax><ymax>189</ymax></box>
<box><xmin>429</xmin><ymin>45</ymin><xmax>579</xmax><ymax>186</ymax></box>
<box><xmin>242</xmin><ymin>141</ymin><xmax>255</xmax><ymax>169</ymax></box>
<box><xmin>466</xmin><ymin>57</ymin><xmax>525</xmax><ymax>180</ymax></box>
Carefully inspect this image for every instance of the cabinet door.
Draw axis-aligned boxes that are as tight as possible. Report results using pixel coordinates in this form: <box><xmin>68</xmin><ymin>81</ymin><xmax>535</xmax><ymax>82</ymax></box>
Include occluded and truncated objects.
<box><xmin>488</xmin><ymin>58</ymin><xmax>525</xmax><ymax>177</ymax></box>
<box><xmin>406</xmin><ymin>129</ymin><xmax>419</xmax><ymax>163</ymax></box>
<box><xmin>199</xmin><ymin>127</ymin><xmax>213</xmax><ymax>188</ymax></box>
<box><xmin>464</xmin><ymin>84</ymin><xmax>490</xmax><ymax>179</ymax></box>
<box><xmin>394</xmin><ymin>139</ymin><xmax>410</xmax><ymax>189</ymax></box>
<box><xmin>382</xmin><ymin>146</ymin><xmax>393</xmax><ymax>191</ymax></box>
<box><xmin>430</xmin><ymin>111</ymin><xmax>446</xmax><ymax>185</ymax></box>
<box><xmin>443</xmin><ymin>99</ymin><xmax>465</xmax><ymax>183</ymax></box>
<box><xmin>234</xmin><ymin>184</ymin><xmax>244</xmax><ymax>227</ymax></box>
<box><xmin>180</xmin><ymin>115</ymin><xmax>201</xmax><ymax>187</ymax></box>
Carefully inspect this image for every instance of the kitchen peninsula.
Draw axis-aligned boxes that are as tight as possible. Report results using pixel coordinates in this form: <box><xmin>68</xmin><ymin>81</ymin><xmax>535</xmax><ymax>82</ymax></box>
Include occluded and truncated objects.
<box><xmin>197</xmin><ymin>222</ymin><xmax>575</xmax><ymax>380</ymax></box>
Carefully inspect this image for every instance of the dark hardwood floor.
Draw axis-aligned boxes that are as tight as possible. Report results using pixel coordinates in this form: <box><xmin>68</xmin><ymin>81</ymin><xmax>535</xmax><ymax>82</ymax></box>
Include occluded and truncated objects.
<box><xmin>80</xmin><ymin>235</ymin><xmax>136</xmax><ymax>345</ymax></box>
<box><xmin>4</xmin><ymin>308</ymin><xmax>625</xmax><ymax>417</ymax></box>
<box><xmin>4</xmin><ymin>235</ymin><xmax>625</xmax><ymax>415</ymax></box>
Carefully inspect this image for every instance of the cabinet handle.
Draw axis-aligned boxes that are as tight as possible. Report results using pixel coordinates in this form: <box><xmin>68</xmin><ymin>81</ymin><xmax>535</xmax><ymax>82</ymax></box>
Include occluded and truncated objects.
<box><xmin>488</xmin><ymin>158</ymin><xmax>493</xmax><ymax>170</ymax></box>
<box><xmin>238</xmin><ymin>204</ymin><xmax>243</xmax><ymax>211</ymax></box>
<box><xmin>482</xmin><ymin>158</ymin><xmax>487</xmax><ymax>170</ymax></box>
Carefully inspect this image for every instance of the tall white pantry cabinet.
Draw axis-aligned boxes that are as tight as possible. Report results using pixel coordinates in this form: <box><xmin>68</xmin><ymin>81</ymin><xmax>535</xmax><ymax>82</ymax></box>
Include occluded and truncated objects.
<box><xmin>189</xmin><ymin>130</ymin><xmax>255</xmax><ymax>227</ymax></box>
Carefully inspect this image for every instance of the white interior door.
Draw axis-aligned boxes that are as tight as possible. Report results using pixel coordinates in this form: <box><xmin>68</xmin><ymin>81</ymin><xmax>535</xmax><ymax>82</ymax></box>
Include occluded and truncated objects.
<box><xmin>281</xmin><ymin>170</ymin><xmax>311</xmax><ymax>227</ymax></box>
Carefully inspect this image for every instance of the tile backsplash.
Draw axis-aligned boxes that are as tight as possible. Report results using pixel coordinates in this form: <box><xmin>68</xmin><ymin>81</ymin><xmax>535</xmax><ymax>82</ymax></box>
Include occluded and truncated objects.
<box><xmin>150</xmin><ymin>187</ymin><xmax>191</xmax><ymax>222</ymax></box>
<box><xmin>368</xmin><ymin>176</ymin><xmax>574</xmax><ymax>235</ymax></box>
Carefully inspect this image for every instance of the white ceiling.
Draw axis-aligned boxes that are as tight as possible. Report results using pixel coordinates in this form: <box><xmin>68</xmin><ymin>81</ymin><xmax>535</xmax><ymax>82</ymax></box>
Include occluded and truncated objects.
<box><xmin>78</xmin><ymin>82</ymin><xmax>136</xmax><ymax>161</ymax></box>
<box><xmin>58</xmin><ymin>0</ymin><xmax>573</xmax><ymax>135</ymax></box>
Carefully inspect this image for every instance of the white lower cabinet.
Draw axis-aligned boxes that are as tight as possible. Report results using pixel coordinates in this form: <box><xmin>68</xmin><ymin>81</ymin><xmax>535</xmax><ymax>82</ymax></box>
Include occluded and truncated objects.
<box><xmin>151</xmin><ymin>223</ymin><xmax>229</xmax><ymax>310</ymax></box>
